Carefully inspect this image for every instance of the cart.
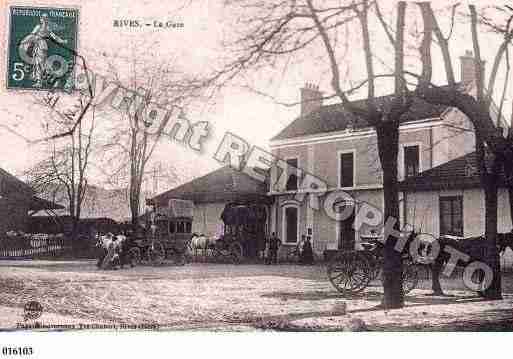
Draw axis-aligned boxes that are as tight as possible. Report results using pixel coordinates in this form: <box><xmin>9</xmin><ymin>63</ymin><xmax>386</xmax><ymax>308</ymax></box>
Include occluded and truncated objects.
<box><xmin>219</xmin><ymin>203</ymin><xmax>267</xmax><ymax>262</ymax></box>
<box><xmin>129</xmin><ymin>199</ymin><xmax>194</xmax><ymax>266</ymax></box>
<box><xmin>326</xmin><ymin>233</ymin><xmax>420</xmax><ymax>296</ymax></box>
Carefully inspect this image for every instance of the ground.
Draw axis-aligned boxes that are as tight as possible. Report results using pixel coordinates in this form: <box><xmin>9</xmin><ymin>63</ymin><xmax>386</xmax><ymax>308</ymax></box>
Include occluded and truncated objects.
<box><xmin>0</xmin><ymin>260</ymin><xmax>512</xmax><ymax>331</ymax></box>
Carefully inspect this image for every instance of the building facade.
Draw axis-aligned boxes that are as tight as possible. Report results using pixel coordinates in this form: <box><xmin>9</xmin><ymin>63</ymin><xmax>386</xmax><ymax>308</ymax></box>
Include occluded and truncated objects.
<box><xmin>268</xmin><ymin>53</ymin><xmax>510</xmax><ymax>258</ymax></box>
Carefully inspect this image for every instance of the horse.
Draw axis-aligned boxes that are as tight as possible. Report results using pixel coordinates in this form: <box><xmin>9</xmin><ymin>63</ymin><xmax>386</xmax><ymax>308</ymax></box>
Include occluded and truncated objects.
<box><xmin>188</xmin><ymin>233</ymin><xmax>229</xmax><ymax>260</ymax></box>
<box><xmin>96</xmin><ymin>233</ymin><xmax>127</xmax><ymax>270</ymax></box>
<box><xmin>423</xmin><ymin>230</ymin><xmax>513</xmax><ymax>295</ymax></box>
<box><xmin>189</xmin><ymin>233</ymin><xmax>212</xmax><ymax>258</ymax></box>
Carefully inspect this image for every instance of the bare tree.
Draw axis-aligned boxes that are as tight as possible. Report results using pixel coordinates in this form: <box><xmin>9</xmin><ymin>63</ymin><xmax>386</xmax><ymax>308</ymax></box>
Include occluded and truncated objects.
<box><xmin>94</xmin><ymin>41</ymin><xmax>211</xmax><ymax>225</ymax></box>
<box><xmin>218</xmin><ymin>0</ymin><xmax>419</xmax><ymax>308</ymax></box>
<box><xmin>26</xmin><ymin>92</ymin><xmax>96</xmax><ymax>244</ymax></box>
<box><xmin>412</xmin><ymin>4</ymin><xmax>513</xmax><ymax>299</ymax></box>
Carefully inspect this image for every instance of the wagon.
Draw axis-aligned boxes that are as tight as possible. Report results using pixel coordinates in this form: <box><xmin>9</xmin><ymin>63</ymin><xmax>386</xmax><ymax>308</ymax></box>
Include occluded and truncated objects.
<box><xmin>326</xmin><ymin>234</ymin><xmax>420</xmax><ymax>296</ymax></box>
<box><xmin>219</xmin><ymin>203</ymin><xmax>268</xmax><ymax>261</ymax></box>
<box><xmin>129</xmin><ymin>199</ymin><xmax>194</xmax><ymax>266</ymax></box>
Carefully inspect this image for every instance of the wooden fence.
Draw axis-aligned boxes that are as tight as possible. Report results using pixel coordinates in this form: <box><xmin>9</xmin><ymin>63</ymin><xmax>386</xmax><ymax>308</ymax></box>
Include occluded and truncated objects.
<box><xmin>0</xmin><ymin>234</ymin><xmax>72</xmax><ymax>259</ymax></box>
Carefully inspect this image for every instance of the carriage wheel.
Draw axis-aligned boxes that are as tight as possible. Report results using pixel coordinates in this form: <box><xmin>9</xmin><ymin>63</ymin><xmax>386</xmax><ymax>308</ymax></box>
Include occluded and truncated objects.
<box><xmin>327</xmin><ymin>251</ymin><xmax>370</xmax><ymax>296</ymax></box>
<box><xmin>211</xmin><ymin>247</ymin><xmax>222</xmax><ymax>261</ymax></box>
<box><xmin>175</xmin><ymin>253</ymin><xmax>187</xmax><ymax>266</ymax></box>
<box><xmin>149</xmin><ymin>241</ymin><xmax>165</xmax><ymax>266</ymax></box>
<box><xmin>129</xmin><ymin>247</ymin><xmax>142</xmax><ymax>267</ymax></box>
<box><xmin>228</xmin><ymin>242</ymin><xmax>243</xmax><ymax>264</ymax></box>
<box><xmin>402</xmin><ymin>260</ymin><xmax>419</xmax><ymax>294</ymax></box>
<box><xmin>171</xmin><ymin>248</ymin><xmax>187</xmax><ymax>266</ymax></box>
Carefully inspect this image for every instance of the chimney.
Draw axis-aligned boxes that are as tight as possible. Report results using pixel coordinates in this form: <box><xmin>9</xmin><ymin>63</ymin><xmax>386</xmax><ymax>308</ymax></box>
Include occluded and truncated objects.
<box><xmin>460</xmin><ymin>50</ymin><xmax>486</xmax><ymax>86</ymax></box>
<box><xmin>300</xmin><ymin>83</ymin><xmax>323</xmax><ymax>116</ymax></box>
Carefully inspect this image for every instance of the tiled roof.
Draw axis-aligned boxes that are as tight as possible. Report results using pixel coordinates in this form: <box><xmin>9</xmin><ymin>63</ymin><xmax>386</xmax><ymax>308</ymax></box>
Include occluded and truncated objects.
<box><xmin>29</xmin><ymin>196</ymin><xmax>64</xmax><ymax>211</ymax></box>
<box><xmin>271</xmin><ymin>93</ymin><xmax>451</xmax><ymax>141</ymax></box>
<box><xmin>0</xmin><ymin>167</ymin><xmax>33</xmax><ymax>195</ymax></box>
<box><xmin>149</xmin><ymin>166</ymin><xmax>270</xmax><ymax>206</ymax></box>
<box><xmin>399</xmin><ymin>151</ymin><xmax>507</xmax><ymax>191</ymax></box>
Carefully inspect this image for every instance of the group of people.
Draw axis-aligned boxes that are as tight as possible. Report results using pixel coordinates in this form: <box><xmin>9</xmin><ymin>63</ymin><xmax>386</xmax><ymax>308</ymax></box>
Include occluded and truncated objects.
<box><xmin>265</xmin><ymin>232</ymin><xmax>314</xmax><ymax>265</ymax></box>
<box><xmin>96</xmin><ymin>226</ymin><xmax>142</xmax><ymax>270</ymax></box>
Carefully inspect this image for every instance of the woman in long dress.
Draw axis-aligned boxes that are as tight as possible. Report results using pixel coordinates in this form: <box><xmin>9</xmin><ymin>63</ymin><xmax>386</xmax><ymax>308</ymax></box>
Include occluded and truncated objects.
<box><xmin>20</xmin><ymin>13</ymin><xmax>67</xmax><ymax>87</ymax></box>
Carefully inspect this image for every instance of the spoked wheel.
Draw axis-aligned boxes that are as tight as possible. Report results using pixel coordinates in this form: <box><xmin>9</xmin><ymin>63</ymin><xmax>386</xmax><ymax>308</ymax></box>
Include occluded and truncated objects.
<box><xmin>228</xmin><ymin>242</ymin><xmax>243</xmax><ymax>264</ymax></box>
<box><xmin>327</xmin><ymin>251</ymin><xmax>371</xmax><ymax>296</ymax></box>
<box><xmin>149</xmin><ymin>241</ymin><xmax>165</xmax><ymax>266</ymax></box>
<box><xmin>402</xmin><ymin>260</ymin><xmax>420</xmax><ymax>294</ymax></box>
<box><xmin>129</xmin><ymin>247</ymin><xmax>141</xmax><ymax>267</ymax></box>
<box><xmin>171</xmin><ymin>248</ymin><xmax>187</xmax><ymax>266</ymax></box>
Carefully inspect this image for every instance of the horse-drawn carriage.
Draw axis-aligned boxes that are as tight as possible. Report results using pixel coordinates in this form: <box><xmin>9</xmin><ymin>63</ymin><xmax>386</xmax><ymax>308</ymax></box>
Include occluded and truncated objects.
<box><xmin>97</xmin><ymin>199</ymin><xmax>194</xmax><ymax>268</ymax></box>
<box><xmin>326</xmin><ymin>232</ymin><xmax>420</xmax><ymax>296</ymax></box>
<box><xmin>219</xmin><ymin>203</ymin><xmax>267</xmax><ymax>260</ymax></box>
<box><xmin>188</xmin><ymin>203</ymin><xmax>267</xmax><ymax>263</ymax></box>
<box><xmin>326</xmin><ymin>229</ymin><xmax>513</xmax><ymax>297</ymax></box>
<box><xmin>138</xmin><ymin>199</ymin><xmax>194</xmax><ymax>265</ymax></box>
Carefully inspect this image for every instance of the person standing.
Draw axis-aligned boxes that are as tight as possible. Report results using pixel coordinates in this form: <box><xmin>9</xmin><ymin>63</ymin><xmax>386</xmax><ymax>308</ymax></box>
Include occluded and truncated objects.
<box><xmin>302</xmin><ymin>236</ymin><xmax>314</xmax><ymax>265</ymax></box>
<box><xmin>267</xmin><ymin>232</ymin><xmax>281</xmax><ymax>265</ymax></box>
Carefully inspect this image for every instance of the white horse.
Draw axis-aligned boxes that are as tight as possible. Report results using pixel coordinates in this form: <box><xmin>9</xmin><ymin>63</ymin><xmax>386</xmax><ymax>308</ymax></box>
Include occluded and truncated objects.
<box><xmin>189</xmin><ymin>233</ymin><xmax>219</xmax><ymax>259</ymax></box>
<box><xmin>97</xmin><ymin>233</ymin><xmax>126</xmax><ymax>269</ymax></box>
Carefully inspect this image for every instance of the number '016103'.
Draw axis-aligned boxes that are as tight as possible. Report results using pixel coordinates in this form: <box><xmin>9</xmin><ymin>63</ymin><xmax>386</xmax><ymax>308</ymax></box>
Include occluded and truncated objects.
<box><xmin>2</xmin><ymin>347</ymin><xmax>33</xmax><ymax>356</ymax></box>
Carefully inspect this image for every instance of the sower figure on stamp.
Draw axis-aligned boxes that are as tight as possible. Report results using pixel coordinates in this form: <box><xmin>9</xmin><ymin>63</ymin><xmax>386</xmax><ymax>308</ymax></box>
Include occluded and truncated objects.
<box><xmin>267</xmin><ymin>232</ymin><xmax>281</xmax><ymax>265</ymax></box>
<box><xmin>19</xmin><ymin>13</ymin><xmax>67</xmax><ymax>87</ymax></box>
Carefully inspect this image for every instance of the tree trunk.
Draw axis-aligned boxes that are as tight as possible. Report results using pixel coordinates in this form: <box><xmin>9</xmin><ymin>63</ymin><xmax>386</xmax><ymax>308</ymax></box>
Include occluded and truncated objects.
<box><xmin>376</xmin><ymin>121</ymin><xmax>404</xmax><ymax>309</ymax></box>
<box><xmin>130</xmin><ymin>179</ymin><xmax>140</xmax><ymax>226</ymax></box>
<box><xmin>503</xmin><ymin>146</ymin><xmax>513</xmax><ymax>230</ymax></box>
<box><xmin>509</xmin><ymin>186</ymin><xmax>513</xmax><ymax>230</ymax></box>
<box><xmin>481</xmin><ymin>175</ymin><xmax>502</xmax><ymax>299</ymax></box>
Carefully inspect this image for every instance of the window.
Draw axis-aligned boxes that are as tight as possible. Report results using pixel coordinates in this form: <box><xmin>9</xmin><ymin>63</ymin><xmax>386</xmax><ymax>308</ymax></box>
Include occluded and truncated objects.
<box><xmin>185</xmin><ymin>222</ymin><xmax>192</xmax><ymax>233</ymax></box>
<box><xmin>404</xmin><ymin>145</ymin><xmax>420</xmax><ymax>178</ymax></box>
<box><xmin>339</xmin><ymin>152</ymin><xmax>354</xmax><ymax>188</ymax></box>
<box><xmin>440</xmin><ymin>196</ymin><xmax>463</xmax><ymax>237</ymax></box>
<box><xmin>285</xmin><ymin>158</ymin><xmax>298</xmax><ymax>191</ymax></box>
<box><xmin>177</xmin><ymin>221</ymin><xmax>185</xmax><ymax>233</ymax></box>
<box><xmin>169</xmin><ymin>221</ymin><xmax>176</xmax><ymax>233</ymax></box>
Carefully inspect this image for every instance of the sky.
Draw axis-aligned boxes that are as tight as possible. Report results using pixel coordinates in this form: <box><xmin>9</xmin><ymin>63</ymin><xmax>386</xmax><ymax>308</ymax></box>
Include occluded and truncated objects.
<box><xmin>0</xmin><ymin>0</ymin><xmax>511</xmax><ymax>192</ymax></box>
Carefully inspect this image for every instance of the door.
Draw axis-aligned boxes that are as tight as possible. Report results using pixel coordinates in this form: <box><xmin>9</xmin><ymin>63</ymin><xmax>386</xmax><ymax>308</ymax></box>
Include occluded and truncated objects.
<box><xmin>338</xmin><ymin>204</ymin><xmax>355</xmax><ymax>250</ymax></box>
<box><xmin>284</xmin><ymin>206</ymin><xmax>298</xmax><ymax>244</ymax></box>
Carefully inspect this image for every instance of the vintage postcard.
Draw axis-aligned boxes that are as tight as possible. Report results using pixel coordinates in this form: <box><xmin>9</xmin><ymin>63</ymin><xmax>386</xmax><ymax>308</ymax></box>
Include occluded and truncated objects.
<box><xmin>0</xmin><ymin>0</ymin><xmax>512</xmax><ymax>357</ymax></box>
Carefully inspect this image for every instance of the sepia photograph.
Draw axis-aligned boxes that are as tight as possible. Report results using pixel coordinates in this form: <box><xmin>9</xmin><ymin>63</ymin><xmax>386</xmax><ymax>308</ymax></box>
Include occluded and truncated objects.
<box><xmin>0</xmin><ymin>0</ymin><xmax>512</xmax><ymax>356</ymax></box>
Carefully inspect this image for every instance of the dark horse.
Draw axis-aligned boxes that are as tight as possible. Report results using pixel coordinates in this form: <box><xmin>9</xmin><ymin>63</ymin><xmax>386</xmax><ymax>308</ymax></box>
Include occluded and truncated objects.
<box><xmin>426</xmin><ymin>231</ymin><xmax>513</xmax><ymax>295</ymax></box>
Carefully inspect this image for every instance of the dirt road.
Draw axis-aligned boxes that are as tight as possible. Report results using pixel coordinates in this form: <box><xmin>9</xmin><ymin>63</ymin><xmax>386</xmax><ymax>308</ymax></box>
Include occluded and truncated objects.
<box><xmin>1</xmin><ymin>260</ymin><xmax>512</xmax><ymax>331</ymax></box>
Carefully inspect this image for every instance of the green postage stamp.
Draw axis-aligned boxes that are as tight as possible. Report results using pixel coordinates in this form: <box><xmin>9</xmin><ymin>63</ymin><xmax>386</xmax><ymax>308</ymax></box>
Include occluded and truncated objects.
<box><xmin>6</xmin><ymin>6</ymin><xmax>79</xmax><ymax>91</ymax></box>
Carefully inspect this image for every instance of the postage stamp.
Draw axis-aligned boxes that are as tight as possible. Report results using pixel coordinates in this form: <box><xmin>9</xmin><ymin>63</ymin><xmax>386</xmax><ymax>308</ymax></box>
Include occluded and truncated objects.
<box><xmin>6</xmin><ymin>5</ymin><xmax>79</xmax><ymax>91</ymax></box>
